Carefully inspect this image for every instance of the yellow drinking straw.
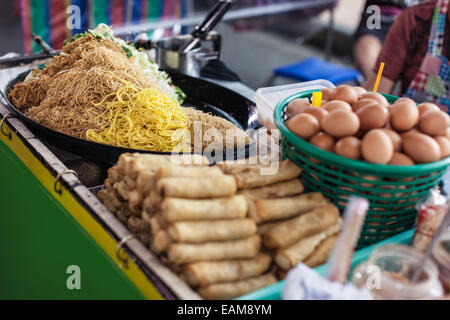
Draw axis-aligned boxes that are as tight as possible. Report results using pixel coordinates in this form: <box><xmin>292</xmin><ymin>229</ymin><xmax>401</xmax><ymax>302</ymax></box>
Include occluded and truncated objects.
<box><xmin>312</xmin><ymin>91</ymin><xmax>322</xmax><ymax>107</ymax></box>
<box><xmin>373</xmin><ymin>62</ymin><xmax>385</xmax><ymax>93</ymax></box>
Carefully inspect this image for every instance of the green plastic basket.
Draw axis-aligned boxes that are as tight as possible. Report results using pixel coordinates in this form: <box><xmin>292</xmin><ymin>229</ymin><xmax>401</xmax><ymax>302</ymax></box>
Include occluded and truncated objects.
<box><xmin>274</xmin><ymin>90</ymin><xmax>450</xmax><ymax>248</ymax></box>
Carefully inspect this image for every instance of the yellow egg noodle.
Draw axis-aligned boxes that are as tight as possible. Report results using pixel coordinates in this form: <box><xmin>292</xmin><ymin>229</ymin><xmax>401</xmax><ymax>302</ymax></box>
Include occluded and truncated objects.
<box><xmin>86</xmin><ymin>82</ymin><xmax>192</xmax><ymax>152</ymax></box>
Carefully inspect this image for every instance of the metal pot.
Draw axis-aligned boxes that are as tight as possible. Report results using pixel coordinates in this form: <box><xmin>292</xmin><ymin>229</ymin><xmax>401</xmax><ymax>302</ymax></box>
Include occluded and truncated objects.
<box><xmin>154</xmin><ymin>33</ymin><xmax>221</xmax><ymax>78</ymax></box>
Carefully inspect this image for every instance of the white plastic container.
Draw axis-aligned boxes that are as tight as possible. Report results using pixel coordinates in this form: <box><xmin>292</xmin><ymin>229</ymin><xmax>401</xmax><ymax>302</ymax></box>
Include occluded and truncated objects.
<box><xmin>255</xmin><ymin>80</ymin><xmax>335</xmax><ymax>129</ymax></box>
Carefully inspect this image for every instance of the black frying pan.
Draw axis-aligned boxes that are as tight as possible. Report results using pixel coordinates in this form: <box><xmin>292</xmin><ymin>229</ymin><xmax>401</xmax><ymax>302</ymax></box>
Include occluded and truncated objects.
<box><xmin>3</xmin><ymin>70</ymin><xmax>258</xmax><ymax>164</ymax></box>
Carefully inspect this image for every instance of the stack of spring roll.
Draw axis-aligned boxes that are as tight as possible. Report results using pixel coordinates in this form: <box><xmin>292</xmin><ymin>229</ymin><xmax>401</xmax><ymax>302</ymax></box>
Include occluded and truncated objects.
<box><xmin>98</xmin><ymin>153</ymin><xmax>276</xmax><ymax>300</ymax></box>
<box><xmin>218</xmin><ymin>159</ymin><xmax>343</xmax><ymax>278</ymax></box>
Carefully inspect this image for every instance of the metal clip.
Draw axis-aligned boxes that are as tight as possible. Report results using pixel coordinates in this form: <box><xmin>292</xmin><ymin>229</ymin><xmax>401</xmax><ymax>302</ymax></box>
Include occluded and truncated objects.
<box><xmin>0</xmin><ymin>113</ymin><xmax>15</xmax><ymax>140</ymax></box>
<box><xmin>116</xmin><ymin>234</ymin><xmax>135</xmax><ymax>269</ymax></box>
<box><xmin>53</xmin><ymin>169</ymin><xmax>78</xmax><ymax>195</ymax></box>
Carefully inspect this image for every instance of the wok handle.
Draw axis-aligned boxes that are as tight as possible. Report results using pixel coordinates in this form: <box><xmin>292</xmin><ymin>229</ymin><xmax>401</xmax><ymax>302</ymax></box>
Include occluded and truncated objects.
<box><xmin>191</xmin><ymin>0</ymin><xmax>236</xmax><ymax>40</ymax></box>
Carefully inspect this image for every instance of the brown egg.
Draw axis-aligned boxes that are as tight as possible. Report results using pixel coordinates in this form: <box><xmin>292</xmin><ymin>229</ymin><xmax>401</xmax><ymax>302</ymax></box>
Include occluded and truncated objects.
<box><xmin>309</xmin><ymin>132</ymin><xmax>335</xmax><ymax>152</ymax></box>
<box><xmin>287</xmin><ymin>99</ymin><xmax>311</xmax><ymax>117</ymax></box>
<box><xmin>445</xmin><ymin>128</ymin><xmax>450</xmax><ymax>140</ymax></box>
<box><xmin>418</xmin><ymin>102</ymin><xmax>440</xmax><ymax>117</ymax></box>
<box><xmin>434</xmin><ymin>136</ymin><xmax>450</xmax><ymax>159</ymax></box>
<box><xmin>393</xmin><ymin>97</ymin><xmax>416</xmax><ymax>106</ymax></box>
<box><xmin>361</xmin><ymin>129</ymin><xmax>394</xmax><ymax>164</ymax></box>
<box><xmin>287</xmin><ymin>113</ymin><xmax>320</xmax><ymax>139</ymax></box>
<box><xmin>400</xmin><ymin>128</ymin><xmax>419</xmax><ymax>139</ymax></box>
<box><xmin>321</xmin><ymin>110</ymin><xmax>360</xmax><ymax>138</ymax></box>
<box><xmin>360</xmin><ymin>92</ymin><xmax>389</xmax><ymax>107</ymax></box>
<box><xmin>321</xmin><ymin>88</ymin><xmax>334</xmax><ymax>101</ymax></box>
<box><xmin>418</xmin><ymin>110</ymin><xmax>449</xmax><ymax>136</ymax></box>
<box><xmin>402</xmin><ymin>132</ymin><xmax>441</xmax><ymax>163</ymax></box>
<box><xmin>352</xmin><ymin>99</ymin><xmax>377</xmax><ymax>113</ymax></box>
<box><xmin>389</xmin><ymin>152</ymin><xmax>415</xmax><ymax>165</ymax></box>
<box><xmin>356</xmin><ymin>103</ymin><xmax>389</xmax><ymax>131</ymax></box>
<box><xmin>333</xmin><ymin>85</ymin><xmax>358</xmax><ymax>104</ymax></box>
<box><xmin>323</xmin><ymin>100</ymin><xmax>352</xmax><ymax>112</ymax></box>
<box><xmin>354</xmin><ymin>86</ymin><xmax>367</xmax><ymax>98</ymax></box>
<box><xmin>390</xmin><ymin>101</ymin><xmax>419</xmax><ymax>131</ymax></box>
<box><xmin>380</xmin><ymin>129</ymin><xmax>402</xmax><ymax>152</ymax></box>
<box><xmin>303</xmin><ymin>106</ymin><xmax>328</xmax><ymax>124</ymax></box>
<box><xmin>335</xmin><ymin>136</ymin><xmax>361</xmax><ymax>160</ymax></box>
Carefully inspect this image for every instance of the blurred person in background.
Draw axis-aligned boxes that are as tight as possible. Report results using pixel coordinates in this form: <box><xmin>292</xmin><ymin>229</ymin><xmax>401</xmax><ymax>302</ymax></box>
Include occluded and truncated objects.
<box><xmin>365</xmin><ymin>0</ymin><xmax>450</xmax><ymax>110</ymax></box>
<box><xmin>354</xmin><ymin>0</ymin><xmax>420</xmax><ymax>80</ymax></box>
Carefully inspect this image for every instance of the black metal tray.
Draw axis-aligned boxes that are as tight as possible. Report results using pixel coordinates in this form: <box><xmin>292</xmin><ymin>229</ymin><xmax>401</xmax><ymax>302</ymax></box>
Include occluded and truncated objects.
<box><xmin>3</xmin><ymin>70</ymin><xmax>257</xmax><ymax>165</ymax></box>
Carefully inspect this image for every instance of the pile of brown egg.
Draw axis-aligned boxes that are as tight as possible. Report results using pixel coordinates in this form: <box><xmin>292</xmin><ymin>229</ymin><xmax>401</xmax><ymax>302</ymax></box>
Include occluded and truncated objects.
<box><xmin>286</xmin><ymin>85</ymin><xmax>450</xmax><ymax>165</ymax></box>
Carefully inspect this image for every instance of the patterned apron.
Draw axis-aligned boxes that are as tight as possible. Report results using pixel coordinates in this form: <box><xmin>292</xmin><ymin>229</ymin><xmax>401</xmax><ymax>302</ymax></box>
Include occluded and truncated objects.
<box><xmin>404</xmin><ymin>0</ymin><xmax>450</xmax><ymax>112</ymax></box>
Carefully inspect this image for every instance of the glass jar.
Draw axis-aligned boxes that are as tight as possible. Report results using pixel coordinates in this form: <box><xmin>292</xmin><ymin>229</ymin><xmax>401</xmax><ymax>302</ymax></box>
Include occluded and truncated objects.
<box><xmin>432</xmin><ymin>229</ymin><xmax>450</xmax><ymax>294</ymax></box>
<box><xmin>352</xmin><ymin>244</ymin><xmax>443</xmax><ymax>300</ymax></box>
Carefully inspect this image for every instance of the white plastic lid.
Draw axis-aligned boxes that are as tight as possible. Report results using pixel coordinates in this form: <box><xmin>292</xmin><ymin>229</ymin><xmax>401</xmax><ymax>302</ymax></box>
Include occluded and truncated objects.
<box><xmin>255</xmin><ymin>80</ymin><xmax>335</xmax><ymax>129</ymax></box>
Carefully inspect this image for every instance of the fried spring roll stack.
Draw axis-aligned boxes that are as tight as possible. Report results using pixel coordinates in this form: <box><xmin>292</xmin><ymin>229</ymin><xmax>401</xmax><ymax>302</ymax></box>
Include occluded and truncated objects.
<box><xmin>100</xmin><ymin>153</ymin><xmax>346</xmax><ymax>299</ymax></box>
<box><xmin>197</xmin><ymin>273</ymin><xmax>277</xmax><ymax>300</ymax></box>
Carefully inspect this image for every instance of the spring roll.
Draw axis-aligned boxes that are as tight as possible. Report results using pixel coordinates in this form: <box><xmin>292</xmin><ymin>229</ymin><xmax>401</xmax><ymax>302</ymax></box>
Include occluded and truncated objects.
<box><xmin>108</xmin><ymin>164</ymin><xmax>123</xmax><ymax>182</ymax></box>
<box><xmin>183</xmin><ymin>254</ymin><xmax>272</xmax><ymax>287</ymax></box>
<box><xmin>124</xmin><ymin>176</ymin><xmax>136</xmax><ymax>190</ymax></box>
<box><xmin>251</xmin><ymin>192</ymin><xmax>328</xmax><ymax>222</ymax></box>
<box><xmin>104</xmin><ymin>177</ymin><xmax>115</xmax><ymax>190</ymax></box>
<box><xmin>167</xmin><ymin>235</ymin><xmax>261</xmax><ymax>264</ymax></box>
<box><xmin>97</xmin><ymin>189</ymin><xmax>121</xmax><ymax>213</ymax></box>
<box><xmin>263</xmin><ymin>203</ymin><xmax>340</xmax><ymax>249</ymax></box>
<box><xmin>156</xmin><ymin>165</ymin><xmax>223</xmax><ymax>180</ymax></box>
<box><xmin>231</xmin><ymin>160</ymin><xmax>302</xmax><ymax>189</ymax></box>
<box><xmin>127</xmin><ymin>216</ymin><xmax>150</xmax><ymax>234</ymax></box>
<box><xmin>157</xmin><ymin>175</ymin><xmax>237</xmax><ymax>199</ymax></box>
<box><xmin>239</xmin><ymin>179</ymin><xmax>304</xmax><ymax>199</ymax></box>
<box><xmin>114</xmin><ymin>181</ymin><xmax>129</xmax><ymax>201</ymax></box>
<box><xmin>161</xmin><ymin>195</ymin><xmax>247</xmax><ymax>223</ymax></box>
<box><xmin>136</xmin><ymin>232</ymin><xmax>151</xmax><ymax>246</ymax></box>
<box><xmin>136</xmin><ymin>171</ymin><xmax>156</xmax><ymax>197</ymax></box>
<box><xmin>125</xmin><ymin>154</ymin><xmax>209</xmax><ymax>179</ymax></box>
<box><xmin>142</xmin><ymin>191</ymin><xmax>161</xmax><ymax>214</ymax></box>
<box><xmin>127</xmin><ymin>189</ymin><xmax>143</xmax><ymax>215</ymax></box>
<box><xmin>257</xmin><ymin>218</ymin><xmax>291</xmax><ymax>235</ymax></box>
<box><xmin>117</xmin><ymin>205</ymin><xmax>131</xmax><ymax>219</ymax></box>
<box><xmin>216</xmin><ymin>157</ymin><xmax>260</xmax><ymax>174</ymax></box>
<box><xmin>246</xmin><ymin>199</ymin><xmax>263</xmax><ymax>224</ymax></box>
<box><xmin>116</xmin><ymin>153</ymin><xmax>137</xmax><ymax>173</ymax></box>
<box><xmin>167</xmin><ymin>219</ymin><xmax>257</xmax><ymax>243</ymax></box>
<box><xmin>136</xmin><ymin>165</ymin><xmax>224</xmax><ymax>196</ymax></box>
<box><xmin>115</xmin><ymin>210</ymin><xmax>128</xmax><ymax>224</ymax></box>
<box><xmin>148</xmin><ymin>214</ymin><xmax>161</xmax><ymax>235</ymax></box>
<box><xmin>275</xmin><ymin>219</ymin><xmax>342</xmax><ymax>271</ymax></box>
<box><xmin>150</xmin><ymin>229</ymin><xmax>171</xmax><ymax>255</ymax></box>
<box><xmin>197</xmin><ymin>273</ymin><xmax>277</xmax><ymax>300</ymax></box>
<box><xmin>304</xmin><ymin>234</ymin><xmax>339</xmax><ymax>268</ymax></box>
